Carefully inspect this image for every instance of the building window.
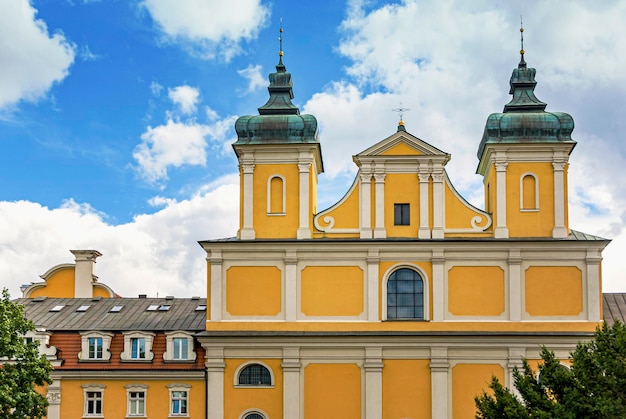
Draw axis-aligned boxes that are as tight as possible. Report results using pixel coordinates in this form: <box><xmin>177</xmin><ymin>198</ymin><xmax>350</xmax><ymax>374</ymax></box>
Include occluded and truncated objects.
<box><xmin>167</xmin><ymin>384</ymin><xmax>191</xmax><ymax>417</ymax></box>
<box><xmin>89</xmin><ymin>337</ymin><xmax>103</xmax><ymax>359</ymax></box>
<box><xmin>82</xmin><ymin>384</ymin><xmax>105</xmax><ymax>417</ymax></box>
<box><xmin>394</xmin><ymin>203</ymin><xmax>410</xmax><ymax>225</ymax></box>
<box><xmin>126</xmin><ymin>384</ymin><xmax>148</xmax><ymax>417</ymax></box>
<box><xmin>244</xmin><ymin>413</ymin><xmax>265</xmax><ymax>419</ymax></box>
<box><xmin>387</xmin><ymin>268</ymin><xmax>424</xmax><ymax>320</ymax></box>
<box><xmin>131</xmin><ymin>338</ymin><xmax>146</xmax><ymax>359</ymax></box>
<box><xmin>79</xmin><ymin>332</ymin><xmax>113</xmax><ymax>362</ymax></box>
<box><xmin>237</xmin><ymin>363</ymin><xmax>272</xmax><ymax>386</ymax></box>
<box><xmin>164</xmin><ymin>331</ymin><xmax>196</xmax><ymax>362</ymax></box>
<box><xmin>121</xmin><ymin>332</ymin><xmax>155</xmax><ymax>362</ymax></box>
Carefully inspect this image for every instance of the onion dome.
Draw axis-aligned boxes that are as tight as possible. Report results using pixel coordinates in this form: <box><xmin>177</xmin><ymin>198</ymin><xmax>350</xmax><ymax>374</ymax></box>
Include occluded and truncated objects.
<box><xmin>234</xmin><ymin>29</ymin><xmax>318</xmax><ymax>145</ymax></box>
<box><xmin>477</xmin><ymin>26</ymin><xmax>575</xmax><ymax>160</ymax></box>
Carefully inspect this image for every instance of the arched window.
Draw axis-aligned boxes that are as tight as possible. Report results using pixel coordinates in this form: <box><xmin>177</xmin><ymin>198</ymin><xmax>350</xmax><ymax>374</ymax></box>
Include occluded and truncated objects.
<box><xmin>387</xmin><ymin>268</ymin><xmax>424</xmax><ymax>320</ymax></box>
<box><xmin>238</xmin><ymin>363</ymin><xmax>272</xmax><ymax>386</ymax></box>
<box><xmin>520</xmin><ymin>173</ymin><xmax>539</xmax><ymax>210</ymax></box>
<box><xmin>267</xmin><ymin>175</ymin><xmax>285</xmax><ymax>214</ymax></box>
<box><xmin>244</xmin><ymin>413</ymin><xmax>265</xmax><ymax>419</ymax></box>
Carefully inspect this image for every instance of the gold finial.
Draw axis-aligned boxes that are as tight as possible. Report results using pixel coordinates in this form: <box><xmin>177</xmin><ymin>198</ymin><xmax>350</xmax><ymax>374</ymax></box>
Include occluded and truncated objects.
<box><xmin>392</xmin><ymin>103</ymin><xmax>410</xmax><ymax>129</ymax></box>
<box><xmin>278</xmin><ymin>17</ymin><xmax>284</xmax><ymax>58</ymax></box>
<box><xmin>520</xmin><ymin>16</ymin><xmax>525</xmax><ymax>56</ymax></box>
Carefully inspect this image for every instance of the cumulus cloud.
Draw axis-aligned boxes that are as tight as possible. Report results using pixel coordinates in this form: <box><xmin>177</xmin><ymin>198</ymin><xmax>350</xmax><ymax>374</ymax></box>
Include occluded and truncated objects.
<box><xmin>0</xmin><ymin>175</ymin><xmax>239</xmax><ymax>299</ymax></box>
<box><xmin>141</xmin><ymin>0</ymin><xmax>270</xmax><ymax>60</ymax></box>
<box><xmin>168</xmin><ymin>85</ymin><xmax>200</xmax><ymax>115</ymax></box>
<box><xmin>0</xmin><ymin>0</ymin><xmax>76</xmax><ymax>109</ymax></box>
<box><xmin>237</xmin><ymin>64</ymin><xmax>266</xmax><ymax>93</ymax></box>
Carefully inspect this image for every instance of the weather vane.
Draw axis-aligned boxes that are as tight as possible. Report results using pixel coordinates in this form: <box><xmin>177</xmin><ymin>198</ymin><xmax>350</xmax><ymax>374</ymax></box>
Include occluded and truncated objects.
<box><xmin>392</xmin><ymin>103</ymin><xmax>410</xmax><ymax>123</ymax></box>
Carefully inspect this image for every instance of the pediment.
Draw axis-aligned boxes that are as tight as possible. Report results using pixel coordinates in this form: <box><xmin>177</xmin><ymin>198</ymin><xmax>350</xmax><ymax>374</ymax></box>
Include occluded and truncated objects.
<box><xmin>355</xmin><ymin>130</ymin><xmax>449</xmax><ymax>158</ymax></box>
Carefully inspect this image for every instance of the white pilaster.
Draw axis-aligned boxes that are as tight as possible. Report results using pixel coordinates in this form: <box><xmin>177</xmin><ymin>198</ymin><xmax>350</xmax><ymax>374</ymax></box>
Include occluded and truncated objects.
<box><xmin>495</xmin><ymin>158</ymin><xmax>509</xmax><ymax>238</ymax></box>
<box><xmin>283</xmin><ymin>347</ymin><xmax>302</xmax><ymax>419</ymax></box>
<box><xmin>432</xmin><ymin>249</ymin><xmax>445</xmax><ymax>321</ymax></box>
<box><xmin>508</xmin><ymin>249</ymin><xmax>522</xmax><ymax>322</ymax></box>
<box><xmin>430</xmin><ymin>346</ymin><xmax>450</xmax><ymax>419</ymax></box>
<box><xmin>360</xmin><ymin>171</ymin><xmax>373</xmax><ymax>238</ymax></box>
<box><xmin>367</xmin><ymin>249</ymin><xmax>380</xmax><ymax>321</ymax></box>
<box><xmin>208</xmin><ymin>250</ymin><xmax>223</xmax><ymax>322</ymax></box>
<box><xmin>552</xmin><ymin>158</ymin><xmax>568</xmax><ymax>238</ymax></box>
<box><xmin>418</xmin><ymin>171</ymin><xmax>431</xmax><ymax>239</ymax></box>
<box><xmin>297</xmin><ymin>161</ymin><xmax>312</xmax><ymax>239</ymax></box>
<box><xmin>586</xmin><ymin>250</ymin><xmax>602</xmax><ymax>322</ymax></box>
<box><xmin>373</xmin><ymin>173</ymin><xmax>386</xmax><ymax>238</ymax></box>
<box><xmin>70</xmin><ymin>250</ymin><xmax>101</xmax><ymax>298</ymax></box>
<box><xmin>46</xmin><ymin>379</ymin><xmax>61</xmax><ymax>419</ymax></box>
<box><xmin>205</xmin><ymin>347</ymin><xmax>225</xmax><ymax>419</ymax></box>
<box><xmin>364</xmin><ymin>347</ymin><xmax>384</xmax><ymax>419</ymax></box>
<box><xmin>507</xmin><ymin>347</ymin><xmax>525</xmax><ymax>400</ymax></box>
<box><xmin>240</xmin><ymin>159</ymin><xmax>256</xmax><ymax>240</ymax></box>
<box><xmin>285</xmin><ymin>251</ymin><xmax>298</xmax><ymax>322</ymax></box>
<box><xmin>432</xmin><ymin>171</ymin><xmax>445</xmax><ymax>239</ymax></box>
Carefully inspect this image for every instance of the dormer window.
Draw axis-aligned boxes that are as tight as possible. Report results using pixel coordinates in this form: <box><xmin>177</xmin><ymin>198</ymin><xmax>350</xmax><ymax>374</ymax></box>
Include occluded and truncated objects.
<box><xmin>163</xmin><ymin>331</ymin><xmax>196</xmax><ymax>362</ymax></box>
<box><xmin>121</xmin><ymin>331</ymin><xmax>155</xmax><ymax>362</ymax></box>
<box><xmin>79</xmin><ymin>332</ymin><xmax>113</xmax><ymax>362</ymax></box>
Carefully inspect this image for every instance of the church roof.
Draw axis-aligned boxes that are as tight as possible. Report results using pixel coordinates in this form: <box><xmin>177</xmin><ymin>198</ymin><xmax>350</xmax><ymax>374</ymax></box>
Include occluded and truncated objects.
<box><xmin>603</xmin><ymin>293</ymin><xmax>626</xmax><ymax>325</ymax></box>
<box><xmin>234</xmin><ymin>27</ymin><xmax>318</xmax><ymax>145</ymax></box>
<box><xmin>477</xmin><ymin>27</ymin><xmax>576</xmax><ymax>160</ymax></box>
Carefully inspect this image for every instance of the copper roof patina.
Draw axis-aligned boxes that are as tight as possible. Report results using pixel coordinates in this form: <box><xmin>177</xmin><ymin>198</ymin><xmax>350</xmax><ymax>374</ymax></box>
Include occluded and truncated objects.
<box><xmin>234</xmin><ymin>38</ymin><xmax>318</xmax><ymax>145</ymax></box>
<box><xmin>477</xmin><ymin>29</ymin><xmax>576</xmax><ymax>160</ymax></box>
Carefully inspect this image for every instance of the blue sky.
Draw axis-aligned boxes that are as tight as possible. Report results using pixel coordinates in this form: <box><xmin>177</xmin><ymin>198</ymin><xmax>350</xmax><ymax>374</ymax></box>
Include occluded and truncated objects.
<box><xmin>1</xmin><ymin>0</ymin><xmax>625</xmax><ymax>298</ymax></box>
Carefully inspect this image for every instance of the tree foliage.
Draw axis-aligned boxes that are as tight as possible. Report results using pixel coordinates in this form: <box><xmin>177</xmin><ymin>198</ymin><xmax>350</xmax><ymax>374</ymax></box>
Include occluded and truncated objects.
<box><xmin>0</xmin><ymin>288</ymin><xmax>53</xmax><ymax>418</ymax></box>
<box><xmin>475</xmin><ymin>321</ymin><xmax>626</xmax><ymax>419</ymax></box>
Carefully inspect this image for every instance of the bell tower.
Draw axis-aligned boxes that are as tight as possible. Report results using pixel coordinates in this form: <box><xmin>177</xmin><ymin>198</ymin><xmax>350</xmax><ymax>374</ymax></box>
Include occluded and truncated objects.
<box><xmin>233</xmin><ymin>25</ymin><xmax>323</xmax><ymax>240</ymax></box>
<box><xmin>477</xmin><ymin>24</ymin><xmax>576</xmax><ymax>238</ymax></box>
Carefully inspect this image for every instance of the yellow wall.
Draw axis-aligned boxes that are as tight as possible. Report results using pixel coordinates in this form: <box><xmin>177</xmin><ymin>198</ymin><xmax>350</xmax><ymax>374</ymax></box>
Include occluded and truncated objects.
<box><xmin>253</xmin><ymin>164</ymin><xmax>299</xmax><ymax>238</ymax></box>
<box><xmin>224</xmin><ymin>359</ymin><xmax>283</xmax><ymax>419</ymax></box>
<box><xmin>383</xmin><ymin>359</ymin><xmax>431</xmax><ymax>419</ymax></box>
<box><xmin>304</xmin><ymin>363</ymin><xmax>361</xmax><ymax>419</ymax></box>
<box><xmin>313</xmin><ymin>182</ymin><xmax>360</xmax><ymax>236</ymax></box>
<box><xmin>385</xmin><ymin>173</ymin><xmax>420</xmax><ymax>237</ymax></box>
<box><xmin>452</xmin><ymin>363</ymin><xmax>504</xmax><ymax>419</ymax></box>
<box><xmin>60</xmin><ymin>379</ymin><xmax>204</xmax><ymax>418</ymax></box>
<box><xmin>28</xmin><ymin>268</ymin><xmax>74</xmax><ymax>298</ymax></box>
<box><xmin>226</xmin><ymin>266</ymin><xmax>282</xmax><ymax>316</ymax></box>
<box><xmin>380</xmin><ymin>142</ymin><xmax>422</xmax><ymax>156</ymax></box>
<box><xmin>301</xmin><ymin>266</ymin><xmax>364</xmax><ymax>316</ymax></box>
<box><xmin>507</xmin><ymin>162</ymin><xmax>555</xmax><ymax>237</ymax></box>
<box><xmin>444</xmin><ymin>183</ymin><xmax>488</xmax><ymax>232</ymax></box>
<box><xmin>448</xmin><ymin>266</ymin><xmax>505</xmax><ymax>316</ymax></box>
<box><xmin>525</xmin><ymin>266</ymin><xmax>583</xmax><ymax>316</ymax></box>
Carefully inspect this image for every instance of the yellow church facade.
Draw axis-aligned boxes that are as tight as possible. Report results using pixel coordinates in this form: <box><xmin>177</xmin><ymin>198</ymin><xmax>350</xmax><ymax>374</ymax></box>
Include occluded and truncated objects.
<box><xmin>197</xmin><ymin>46</ymin><xmax>608</xmax><ymax>419</ymax></box>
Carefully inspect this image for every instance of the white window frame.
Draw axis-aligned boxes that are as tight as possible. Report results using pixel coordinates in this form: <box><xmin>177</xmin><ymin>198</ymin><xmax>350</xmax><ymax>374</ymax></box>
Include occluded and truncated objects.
<box><xmin>167</xmin><ymin>384</ymin><xmax>191</xmax><ymax>417</ymax></box>
<box><xmin>520</xmin><ymin>172</ymin><xmax>540</xmax><ymax>211</ymax></box>
<box><xmin>381</xmin><ymin>264</ymin><xmax>430</xmax><ymax>321</ymax></box>
<box><xmin>163</xmin><ymin>331</ymin><xmax>196</xmax><ymax>362</ymax></box>
<box><xmin>79</xmin><ymin>332</ymin><xmax>113</xmax><ymax>362</ymax></box>
<box><xmin>82</xmin><ymin>384</ymin><xmax>105</xmax><ymax>418</ymax></box>
<box><xmin>234</xmin><ymin>361</ymin><xmax>275</xmax><ymax>388</ymax></box>
<box><xmin>125</xmin><ymin>384</ymin><xmax>148</xmax><ymax>418</ymax></box>
<box><xmin>266</xmin><ymin>174</ymin><xmax>286</xmax><ymax>215</ymax></box>
<box><xmin>239</xmin><ymin>408</ymin><xmax>269</xmax><ymax>419</ymax></box>
<box><xmin>120</xmin><ymin>331</ymin><xmax>155</xmax><ymax>362</ymax></box>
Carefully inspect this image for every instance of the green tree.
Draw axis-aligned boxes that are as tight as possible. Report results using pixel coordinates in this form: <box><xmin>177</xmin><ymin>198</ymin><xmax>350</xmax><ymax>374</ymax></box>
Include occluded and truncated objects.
<box><xmin>0</xmin><ymin>288</ymin><xmax>53</xmax><ymax>418</ymax></box>
<box><xmin>475</xmin><ymin>321</ymin><xmax>626</xmax><ymax>419</ymax></box>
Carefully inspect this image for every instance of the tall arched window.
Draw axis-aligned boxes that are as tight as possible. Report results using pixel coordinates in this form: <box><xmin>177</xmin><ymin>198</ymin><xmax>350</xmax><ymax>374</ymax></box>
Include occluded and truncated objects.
<box><xmin>244</xmin><ymin>413</ymin><xmax>265</xmax><ymax>419</ymax></box>
<box><xmin>387</xmin><ymin>268</ymin><xmax>424</xmax><ymax>320</ymax></box>
<box><xmin>267</xmin><ymin>175</ymin><xmax>285</xmax><ymax>214</ymax></box>
<box><xmin>238</xmin><ymin>363</ymin><xmax>272</xmax><ymax>386</ymax></box>
<box><xmin>520</xmin><ymin>173</ymin><xmax>539</xmax><ymax>210</ymax></box>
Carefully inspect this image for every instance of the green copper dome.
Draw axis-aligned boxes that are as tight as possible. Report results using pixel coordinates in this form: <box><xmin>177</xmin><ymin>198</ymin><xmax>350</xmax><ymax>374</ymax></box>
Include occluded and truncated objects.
<box><xmin>477</xmin><ymin>57</ymin><xmax>575</xmax><ymax>160</ymax></box>
<box><xmin>234</xmin><ymin>56</ymin><xmax>319</xmax><ymax>145</ymax></box>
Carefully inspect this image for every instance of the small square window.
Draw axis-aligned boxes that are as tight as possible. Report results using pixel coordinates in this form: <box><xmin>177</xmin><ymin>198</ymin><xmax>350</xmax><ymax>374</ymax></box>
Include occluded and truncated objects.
<box><xmin>109</xmin><ymin>305</ymin><xmax>124</xmax><ymax>313</ymax></box>
<box><xmin>77</xmin><ymin>304</ymin><xmax>91</xmax><ymax>312</ymax></box>
<box><xmin>158</xmin><ymin>305</ymin><xmax>171</xmax><ymax>311</ymax></box>
<box><xmin>49</xmin><ymin>305</ymin><xmax>65</xmax><ymax>312</ymax></box>
<box><xmin>195</xmin><ymin>304</ymin><xmax>206</xmax><ymax>311</ymax></box>
<box><xmin>394</xmin><ymin>203</ymin><xmax>410</xmax><ymax>225</ymax></box>
<box><xmin>128</xmin><ymin>391</ymin><xmax>145</xmax><ymax>416</ymax></box>
<box><xmin>85</xmin><ymin>390</ymin><xmax>103</xmax><ymax>416</ymax></box>
<box><xmin>146</xmin><ymin>304</ymin><xmax>159</xmax><ymax>311</ymax></box>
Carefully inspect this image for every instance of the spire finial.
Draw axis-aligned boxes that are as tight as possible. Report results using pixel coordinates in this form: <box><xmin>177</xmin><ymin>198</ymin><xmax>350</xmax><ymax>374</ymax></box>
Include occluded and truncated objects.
<box><xmin>519</xmin><ymin>16</ymin><xmax>527</xmax><ymax>68</ymax></box>
<box><xmin>392</xmin><ymin>103</ymin><xmax>410</xmax><ymax>131</ymax></box>
<box><xmin>278</xmin><ymin>17</ymin><xmax>284</xmax><ymax>63</ymax></box>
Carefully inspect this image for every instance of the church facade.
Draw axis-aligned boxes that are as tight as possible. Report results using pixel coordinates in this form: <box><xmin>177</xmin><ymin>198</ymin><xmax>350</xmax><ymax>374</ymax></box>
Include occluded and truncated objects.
<box><xmin>196</xmin><ymin>45</ymin><xmax>608</xmax><ymax>419</ymax></box>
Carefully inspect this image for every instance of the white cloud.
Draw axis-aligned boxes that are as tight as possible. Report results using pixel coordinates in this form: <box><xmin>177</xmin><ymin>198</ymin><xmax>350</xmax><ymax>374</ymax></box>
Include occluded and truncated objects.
<box><xmin>0</xmin><ymin>0</ymin><xmax>76</xmax><ymax>109</ymax></box>
<box><xmin>150</xmin><ymin>81</ymin><xmax>164</xmax><ymax>96</ymax></box>
<box><xmin>237</xmin><ymin>64</ymin><xmax>266</xmax><ymax>93</ymax></box>
<box><xmin>78</xmin><ymin>44</ymin><xmax>100</xmax><ymax>61</ymax></box>
<box><xmin>133</xmin><ymin>118</ymin><xmax>211</xmax><ymax>183</ymax></box>
<box><xmin>0</xmin><ymin>175</ymin><xmax>239</xmax><ymax>299</ymax></box>
<box><xmin>141</xmin><ymin>0</ymin><xmax>270</xmax><ymax>60</ymax></box>
<box><xmin>168</xmin><ymin>85</ymin><xmax>200</xmax><ymax>115</ymax></box>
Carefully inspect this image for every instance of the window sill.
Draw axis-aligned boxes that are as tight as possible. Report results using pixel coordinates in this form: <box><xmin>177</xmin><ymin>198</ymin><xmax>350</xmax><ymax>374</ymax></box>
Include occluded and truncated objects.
<box><xmin>163</xmin><ymin>359</ymin><xmax>195</xmax><ymax>364</ymax></box>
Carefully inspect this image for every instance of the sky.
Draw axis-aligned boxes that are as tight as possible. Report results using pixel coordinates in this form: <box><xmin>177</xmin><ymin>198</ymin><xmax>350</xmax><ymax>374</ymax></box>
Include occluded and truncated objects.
<box><xmin>1</xmin><ymin>0</ymin><xmax>625</xmax><ymax>299</ymax></box>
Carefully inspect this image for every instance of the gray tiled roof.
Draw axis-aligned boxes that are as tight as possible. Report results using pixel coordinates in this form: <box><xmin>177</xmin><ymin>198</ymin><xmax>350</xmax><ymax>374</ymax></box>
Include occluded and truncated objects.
<box><xmin>603</xmin><ymin>293</ymin><xmax>626</xmax><ymax>325</ymax></box>
<box><xmin>17</xmin><ymin>297</ymin><xmax>207</xmax><ymax>332</ymax></box>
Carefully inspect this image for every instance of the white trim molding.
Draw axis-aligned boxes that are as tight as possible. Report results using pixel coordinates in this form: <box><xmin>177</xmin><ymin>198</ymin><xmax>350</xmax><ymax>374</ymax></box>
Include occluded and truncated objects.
<box><xmin>381</xmin><ymin>263</ymin><xmax>430</xmax><ymax>321</ymax></box>
<box><xmin>266</xmin><ymin>174</ymin><xmax>286</xmax><ymax>215</ymax></box>
<box><xmin>519</xmin><ymin>172</ymin><xmax>539</xmax><ymax>211</ymax></box>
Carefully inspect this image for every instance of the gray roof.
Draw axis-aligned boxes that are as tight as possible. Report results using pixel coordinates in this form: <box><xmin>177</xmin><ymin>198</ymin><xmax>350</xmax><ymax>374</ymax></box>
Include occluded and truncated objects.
<box><xmin>17</xmin><ymin>297</ymin><xmax>207</xmax><ymax>332</ymax></box>
<box><xmin>603</xmin><ymin>293</ymin><xmax>626</xmax><ymax>325</ymax></box>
